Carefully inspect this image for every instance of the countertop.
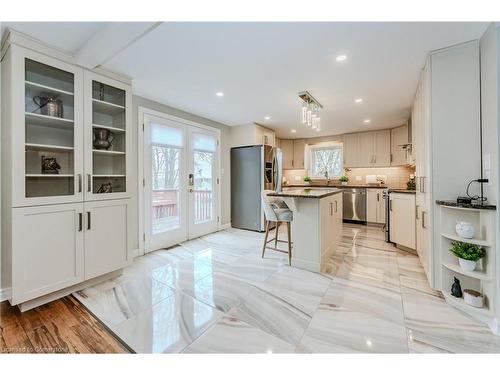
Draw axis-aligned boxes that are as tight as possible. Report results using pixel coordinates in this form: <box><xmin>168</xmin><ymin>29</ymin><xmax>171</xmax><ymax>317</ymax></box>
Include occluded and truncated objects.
<box><xmin>284</xmin><ymin>184</ymin><xmax>387</xmax><ymax>189</ymax></box>
<box><xmin>388</xmin><ymin>189</ymin><xmax>416</xmax><ymax>194</ymax></box>
<box><xmin>268</xmin><ymin>188</ymin><xmax>343</xmax><ymax>199</ymax></box>
<box><xmin>436</xmin><ymin>200</ymin><xmax>496</xmax><ymax>211</ymax></box>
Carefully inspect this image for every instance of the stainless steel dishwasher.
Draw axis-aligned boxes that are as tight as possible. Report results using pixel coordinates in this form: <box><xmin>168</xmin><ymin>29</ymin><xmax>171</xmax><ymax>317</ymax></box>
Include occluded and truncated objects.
<box><xmin>342</xmin><ymin>188</ymin><xmax>367</xmax><ymax>223</ymax></box>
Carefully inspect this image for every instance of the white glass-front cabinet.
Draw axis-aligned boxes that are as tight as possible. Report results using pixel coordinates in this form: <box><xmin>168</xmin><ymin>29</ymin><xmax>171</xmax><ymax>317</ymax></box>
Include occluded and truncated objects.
<box><xmin>9</xmin><ymin>47</ymin><xmax>84</xmax><ymax>207</ymax></box>
<box><xmin>84</xmin><ymin>71</ymin><xmax>132</xmax><ymax>200</ymax></box>
<box><xmin>2</xmin><ymin>39</ymin><xmax>132</xmax><ymax>308</ymax></box>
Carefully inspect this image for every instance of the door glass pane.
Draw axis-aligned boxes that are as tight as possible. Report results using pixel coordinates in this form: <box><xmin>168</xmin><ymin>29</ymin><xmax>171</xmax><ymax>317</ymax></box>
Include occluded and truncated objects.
<box><xmin>193</xmin><ymin>150</ymin><xmax>214</xmax><ymax>224</ymax></box>
<box><xmin>151</xmin><ymin>123</ymin><xmax>182</xmax><ymax>234</ymax></box>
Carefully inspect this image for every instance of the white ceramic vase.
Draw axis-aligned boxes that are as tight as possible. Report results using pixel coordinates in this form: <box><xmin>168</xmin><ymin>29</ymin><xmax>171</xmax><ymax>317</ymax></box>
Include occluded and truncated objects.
<box><xmin>341</xmin><ymin>182</ymin><xmax>348</xmax><ymax>186</ymax></box>
<box><xmin>455</xmin><ymin>221</ymin><xmax>475</xmax><ymax>239</ymax></box>
<box><xmin>459</xmin><ymin>258</ymin><xmax>477</xmax><ymax>272</ymax></box>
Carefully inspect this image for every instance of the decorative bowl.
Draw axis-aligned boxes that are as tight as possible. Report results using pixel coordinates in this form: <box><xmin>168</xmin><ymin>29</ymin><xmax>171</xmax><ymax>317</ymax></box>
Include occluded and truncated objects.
<box><xmin>455</xmin><ymin>221</ymin><xmax>475</xmax><ymax>239</ymax></box>
<box><xmin>463</xmin><ymin>289</ymin><xmax>484</xmax><ymax>308</ymax></box>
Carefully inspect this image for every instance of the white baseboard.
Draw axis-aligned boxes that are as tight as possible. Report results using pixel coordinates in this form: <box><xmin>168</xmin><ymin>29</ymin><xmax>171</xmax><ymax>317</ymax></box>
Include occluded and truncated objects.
<box><xmin>0</xmin><ymin>287</ymin><xmax>12</xmax><ymax>303</ymax></box>
<box><xmin>220</xmin><ymin>222</ymin><xmax>231</xmax><ymax>230</ymax></box>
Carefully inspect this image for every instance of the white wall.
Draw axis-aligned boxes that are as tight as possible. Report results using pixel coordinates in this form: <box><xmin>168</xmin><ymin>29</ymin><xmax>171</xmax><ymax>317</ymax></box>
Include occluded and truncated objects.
<box><xmin>479</xmin><ymin>22</ymin><xmax>500</xmax><ymax>329</ymax></box>
<box><xmin>131</xmin><ymin>95</ymin><xmax>232</xmax><ymax>251</ymax></box>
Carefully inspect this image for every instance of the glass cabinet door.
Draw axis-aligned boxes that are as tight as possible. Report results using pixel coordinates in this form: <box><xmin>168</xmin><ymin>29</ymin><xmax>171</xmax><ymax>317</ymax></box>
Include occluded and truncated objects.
<box><xmin>17</xmin><ymin>50</ymin><xmax>84</xmax><ymax>206</ymax></box>
<box><xmin>84</xmin><ymin>72</ymin><xmax>131</xmax><ymax>200</ymax></box>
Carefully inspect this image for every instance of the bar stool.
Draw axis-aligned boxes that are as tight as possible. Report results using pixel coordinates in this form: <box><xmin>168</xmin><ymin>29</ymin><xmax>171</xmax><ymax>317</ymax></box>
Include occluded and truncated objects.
<box><xmin>261</xmin><ymin>190</ymin><xmax>293</xmax><ymax>265</ymax></box>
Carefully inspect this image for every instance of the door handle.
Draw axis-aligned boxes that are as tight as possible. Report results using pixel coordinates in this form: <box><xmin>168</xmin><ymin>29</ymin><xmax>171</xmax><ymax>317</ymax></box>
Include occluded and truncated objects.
<box><xmin>377</xmin><ymin>193</ymin><xmax>380</xmax><ymax>202</ymax></box>
<box><xmin>389</xmin><ymin>200</ymin><xmax>392</xmax><ymax>211</ymax></box>
<box><xmin>330</xmin><ymin>202</ymin><xmax>333</xmax><ymax>216</ymax></box>
<box><xmin>420</xmin><ymin>177</ymin><xmax>425</xmax><ymax>193</ymax></box>
<box><xmin>335</xmin><ymin>200</ymin><xmax>338</xmax><ymax>213</ymax></box>
<box><xmin>421</xmin><ymin>211</ymin><xmax>426</xmax><ymax>229</ymax></box>
<box><xmin>78</xmin><ymin>174</ymin><xmax>82</xmax><ymax>193</ymax></box>
<box><xmin>415</xmin><ymin>205</ymin><xmax>420</xmax><ymax>220</ymax></box>
<box><xmin>87</xmin><ymin>174</ymin><xmax>92</xmax><ymax>192</ymax></box>
<box><xmin>78</xmin><ymin>213</ymin><xmax>82</xmax><ymax>231</ymax></box>
<box><xmin>87</xmin><ymin>212</ymin><xmax>91</xmax><ymax>230</ymax></box>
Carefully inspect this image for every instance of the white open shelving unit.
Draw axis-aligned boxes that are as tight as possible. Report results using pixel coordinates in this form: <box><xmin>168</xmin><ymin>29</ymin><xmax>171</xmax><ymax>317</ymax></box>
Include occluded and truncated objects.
<box><xmin>437</xmin><ymin>203</ymin><xmax>498</xmax><ymax>330</ymax></box>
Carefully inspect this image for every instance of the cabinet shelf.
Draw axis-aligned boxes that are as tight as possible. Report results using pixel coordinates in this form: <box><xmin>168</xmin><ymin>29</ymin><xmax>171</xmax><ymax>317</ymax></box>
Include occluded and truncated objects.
<box><xmin>92</xmin><ymin>149</ymin><xmax>125</xmax><ymax>155</ymax></box>
<box><xmin>93</xmin><ymin>174</ymin><xmax>126</xmax><ymax>178</ymax></box>
<box><xmin>442</xmin><ymin>262</ymin><xmax>491</xmax><ymax>281</ymax></box>
<box><xmin>444</xmin><ymin>293</ymin><xmax>492</xmax><ymax>317</ymax></box>
<box><xmin>441</xmin><ymin>232</ymin><xmax>490</xmax><ymax>247</ymax></box>
<box><xmin>91</xmin><ymin>124</ymin><xmax>126</xmax><ymax>133</ymax></box>
<box><xmin>92</xmin><ymin>99</ymin><xmax>125</xmax><ymax>115</ymax></box>
<box><xmin>25</xmin><ymin>80</ymin><xmax>74</xmax><ymax>99</ymax></box>
<box><xmin>26</xmin><ymin>174</ymin><xmax>73</xmax><ymax>178</ymax></box>
<box><xmin>25</xmin><ymin>112</ymin><xmax>74</xmax><ymax>129</ymax></box>
<box><xmin>25</xmin><ymin>143</ymin><xmax>74</xmax><ymax>152</ymax></box>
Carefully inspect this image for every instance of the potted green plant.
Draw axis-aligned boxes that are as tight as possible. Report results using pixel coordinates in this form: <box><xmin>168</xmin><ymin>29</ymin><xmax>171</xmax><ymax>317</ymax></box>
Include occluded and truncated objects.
<box><xmin>303</xmin><ymin>176</ymin><xmax>311</xmax><ymax>185</ymax></box>
<box><xmin>339</xmin><ymin>175</ymin><xmax>349</xmax><ymax>186</ymax></box>
<box><xmin>450</xmin><ymin>241</ymin><xmax>486</xmax><ymax>272</ymax></box>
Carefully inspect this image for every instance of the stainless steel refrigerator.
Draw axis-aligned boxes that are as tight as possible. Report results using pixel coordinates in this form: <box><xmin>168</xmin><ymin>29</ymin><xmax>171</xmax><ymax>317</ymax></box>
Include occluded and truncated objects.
<box><xmin>231</xmin><ymin>145</ymin><xmax>282</xmax><ymax>231</ymax></box>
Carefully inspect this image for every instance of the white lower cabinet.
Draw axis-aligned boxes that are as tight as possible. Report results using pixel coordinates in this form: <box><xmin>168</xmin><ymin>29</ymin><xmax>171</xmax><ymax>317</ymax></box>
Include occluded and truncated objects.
<box><xmin>366</xmin><ymin>189</ymin><xmax>385</xmax><ymax>224</ymax></box>
<box><xmin>12</xmin><ymin>203</ymin><xmax>85</xmax><ymax>304</ymax></box>
<box><xmin>389</xmin><ymin>193</ymin><xmax>416</xmax><ymax>249</ymax></box>
<box><xmin>320</xmin><ymin>193</ymin><xmax>343</xmax><ymax>264</ymax></box>
<box><xmin>11</xmin><ymin>199</ymin><xmax>131</xmax><ymax>305</ymax></box>
<box><xmin>84</xmin><ymin>199</ymin><xmax>131</xmax><ymax>279</ymax></box>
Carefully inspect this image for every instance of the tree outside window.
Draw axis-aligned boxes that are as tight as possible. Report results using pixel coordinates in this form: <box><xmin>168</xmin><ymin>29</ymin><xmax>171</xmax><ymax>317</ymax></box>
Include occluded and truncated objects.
<box><xmin>309</xmin><ymin>145</ymin><xmax>343</xmax><ymax>178</ymax></box>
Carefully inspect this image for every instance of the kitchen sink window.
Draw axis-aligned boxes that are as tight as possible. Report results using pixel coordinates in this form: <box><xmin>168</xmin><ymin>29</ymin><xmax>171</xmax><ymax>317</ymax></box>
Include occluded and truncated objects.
<box><xmin>306</xmin><ymin>142</ymin><xmax>343</xmax><ymax>178</ymax></box>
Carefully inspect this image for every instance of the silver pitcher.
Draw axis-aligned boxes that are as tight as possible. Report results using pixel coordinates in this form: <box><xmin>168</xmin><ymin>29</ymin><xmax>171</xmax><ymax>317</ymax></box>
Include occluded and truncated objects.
<box><xmin>93</xmin><ymin>128</ymin><xmax>115</xmax><ymax>150</ymax></box>
<box><xmin>33</xmin><ymin>95</ymin><xmax>63</xmax><ymax>118</ymax></box>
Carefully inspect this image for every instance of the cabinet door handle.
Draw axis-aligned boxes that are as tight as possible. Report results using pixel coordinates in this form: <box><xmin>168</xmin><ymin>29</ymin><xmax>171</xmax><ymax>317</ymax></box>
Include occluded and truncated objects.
<box><xmin>335</xmin><ymin>200</ymin><xmax>338</xmax><ymax>213</ymax></box>
<box><xmin>389</xmin><ymin>200</ymin><xmax>392</xmax><ymax>211</ymax></box>
<box><xmin>87</xmin><ymin>212</ymin><xmax>91</xmax><ymax>230</ymax></box>
<box><xmin>421</xmin><ymin>211</ymin><xmax>426</xmax><ymax>229</ymax></box>
<box><xmin>78</xmin><ymin>174</ymin><xmax>82</xmax><ymax>193</ymax></box>
<box><xmin>330</xmin><ymin>202</ymin><xmax>333</xmax><ymax>216</ymax></box>
<box><xmin>78</xmin><ymin>213</ymin><xmax>82</xmax><ymax>231</ymax></box>
<box><xmin>390</xmin><ymin>154</ymin><xmax>393</xmax><ymax>163</ymax></box>
<box><xmin>377</xmin><ymin>193</ymin><xmax>380</xmax><ymax>202</ymax></box>
<box><xmin>421</xmin><ymin>177</ymin><xmax>425</xmax><ymax>193</ymax></box>
<box><xmin>87</xmin><ymin>174</ymin><xmax>92</xmax><ymax>192</ymax></box>
<box><xmin>415</xmin><ymin>205</ymin><xmax>420</xmax><ymax>220</ymax></box>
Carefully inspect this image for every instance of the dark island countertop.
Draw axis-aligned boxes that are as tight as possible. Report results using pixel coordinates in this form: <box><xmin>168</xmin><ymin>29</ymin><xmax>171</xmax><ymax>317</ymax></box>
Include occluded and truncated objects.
<box><xmin>285</xmin><ymin>184</ymin><xmax>388</xmax><ymax>189</ymax></box>
<box><xmin>268</xmin><ymin>188</ymin><xmax>343</xmax><ymax>199</ymax></box>
<box><xmin>436</xmin><ymin>200</ymin><xmax>496</xmax><ymax>211</ymax></box>
<box><xmin>388</xmin><ymin>189</ymin><xmax>416</xmax><ymax>194</ymax></box>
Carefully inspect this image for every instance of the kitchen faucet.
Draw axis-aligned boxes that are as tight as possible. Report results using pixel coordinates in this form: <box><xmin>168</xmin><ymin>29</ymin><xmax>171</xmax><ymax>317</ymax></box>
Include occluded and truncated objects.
<box><xmin>324</xmin><ymin>170</ymin><xmax>330</xmax><ymax>185</ymax></box>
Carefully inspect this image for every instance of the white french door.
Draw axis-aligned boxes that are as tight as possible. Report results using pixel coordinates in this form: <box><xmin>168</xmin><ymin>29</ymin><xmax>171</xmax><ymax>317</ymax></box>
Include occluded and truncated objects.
<box><xmin>142</xmin><ymin>112</ymin><xmax>220</xmax><ymax>253</ymax></box>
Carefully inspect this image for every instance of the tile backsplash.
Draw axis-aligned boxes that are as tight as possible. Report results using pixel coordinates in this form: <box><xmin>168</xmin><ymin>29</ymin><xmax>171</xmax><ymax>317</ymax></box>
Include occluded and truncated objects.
<box><xmin>283</xmin><ymin>166</ymin><xmax>415</xmax><ymax>189</ymax></box>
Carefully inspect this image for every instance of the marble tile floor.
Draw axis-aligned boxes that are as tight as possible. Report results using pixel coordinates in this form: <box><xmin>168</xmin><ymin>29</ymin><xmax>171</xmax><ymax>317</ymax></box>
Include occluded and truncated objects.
<box><xmin>74</xmin><ymin>223</ymin><xmax>500</xmax><ymax>353</ymax></box>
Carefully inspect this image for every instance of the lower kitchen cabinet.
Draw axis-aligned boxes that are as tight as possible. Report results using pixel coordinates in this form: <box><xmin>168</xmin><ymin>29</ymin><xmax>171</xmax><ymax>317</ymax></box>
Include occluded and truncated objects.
<box><xmin>320</xmin><ymin>193</ymin><xmax>343</xmax><ymax>263</ymax></box>
<box><xmin>366</xmin><ymin>188</ymin><xmax>386</xmax><ymax>224</ymax></box>
<box><xmin>389</xmin><ymin>193</ymin><xmax>416</xmax><ymax>249</ymax></box>
<box><xmin>10</xmin><ymin>199</ymin><xmax>131</xmax><ymax>305</ymax></box>
<box><xmin>12</xmin><ymin>203</ymin><xmax>85</xmax><ymax>304</ymax></box>
<box><xmin>84</xmin><ymin>199</ymin><xmax>132</xmax><ymax>279</ymax></box>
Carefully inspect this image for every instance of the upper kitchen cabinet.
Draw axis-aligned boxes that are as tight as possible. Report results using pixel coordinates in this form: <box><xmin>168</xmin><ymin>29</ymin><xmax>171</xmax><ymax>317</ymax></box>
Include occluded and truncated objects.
<box><xmin>230</xmin><ymin>123</ymin><xmax>275</xmax><ymax>147</ymax></box>
<box><xmin>343</xmin><ymin>133</ymin><xmax>360</xmax><ymax>168</ymax></box>
<box><xmin>391</xmin><ymin>124</ymin><xmax>410</xmax><ymax>166</ymax></box>
<box><xmin>2</xmin><ymin>46</ymin><xmax>84</xmax><ymax>207</ymax></box>
<box><xmin>280</xmin><ymin>138</ymin><xmax>305</xmax><ymax>169</ymax></box>
<box><xmin>344</xmin><ymin>130</ymin><xmax>390</xmax><ymax>167</ymax></box>
<box><xmin>84</xmin><ymin>71</ymin><xmax>132</xmax><ymax>201</ymax></box>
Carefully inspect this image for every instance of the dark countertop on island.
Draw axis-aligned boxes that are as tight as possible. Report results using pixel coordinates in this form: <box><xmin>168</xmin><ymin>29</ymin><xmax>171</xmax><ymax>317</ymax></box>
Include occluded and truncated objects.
<box><xmin>285</xmin><ymin>184</ymin><xmax>388</xmax><ymax>189</ymax></box>
<box><xmin>269</xmin><ymin>188</ymin><xmax>343</xmax><ymax>199</ymax></box>
<box><xmin>388</xmin><ymin>189</ymin><xmax>416</xmax><ymax>194</ymax></box>
<box><xmin>436</xmin><ymin>200</ymin><xmax>496</xmax><ymax>210</ymax></box>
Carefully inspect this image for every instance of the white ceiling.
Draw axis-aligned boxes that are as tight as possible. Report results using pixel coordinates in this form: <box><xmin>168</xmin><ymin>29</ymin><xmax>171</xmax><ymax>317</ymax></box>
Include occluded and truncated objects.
<box><xmin>3</xmin><ymin>22</ymin><xmax>488</xmax><ymax>138</ymax></box>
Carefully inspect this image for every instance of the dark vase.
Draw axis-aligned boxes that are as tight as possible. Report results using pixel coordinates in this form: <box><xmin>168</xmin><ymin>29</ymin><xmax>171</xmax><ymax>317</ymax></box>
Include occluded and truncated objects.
<box><xmin>451</xmin><ymin>277</ymin><xmax>463</xmax><ymax>298</ymax></box>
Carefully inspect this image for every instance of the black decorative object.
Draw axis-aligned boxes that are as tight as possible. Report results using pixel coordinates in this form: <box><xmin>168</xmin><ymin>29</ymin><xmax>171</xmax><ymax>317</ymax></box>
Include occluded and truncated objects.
<box><xmin>41</xmin><ymin>156</ymin><xmax>61</xmax><ymax>174</ymax></box>
<box><xmin>93</xmin><ymin>128</ymin><xmax>115</xmax><ymax>150</ymax></box>
<box><xmin>451</xmin><ymin>277</ymin><xmax>463</xmax><ymax>298</ymax></box>
<box><xmin>96</xmin><ymin>182</ymin><xmax>113</xmax><ymax>194</ymax></box>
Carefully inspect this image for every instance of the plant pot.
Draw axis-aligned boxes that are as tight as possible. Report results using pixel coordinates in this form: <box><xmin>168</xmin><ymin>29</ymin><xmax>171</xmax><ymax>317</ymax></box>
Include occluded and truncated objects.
<box><xmin>463</xmin><ymin>289</ymin><xmax>484</xmax><ymax>308</ymax></box>
<box><xmin>341</xmin><ymin>182</ymin><xmax>348</xmax><ymax>186</ymax></box>
<box><xmin>304</xmin><ymin>181</ymin><xmax>310</xmax><ymax>186</ymax></box>
<box><xmin>458</xmin><ymin>258</ymin><xmax>477</xmax><ymax>272</ymax></box>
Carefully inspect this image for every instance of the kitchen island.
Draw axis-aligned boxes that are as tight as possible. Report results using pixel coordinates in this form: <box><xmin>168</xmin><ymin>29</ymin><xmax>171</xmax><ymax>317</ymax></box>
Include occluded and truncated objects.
<box><xmin>268</xmin><ymin>188</ymin><xmax>343</xmax><ymax>273</ymax></box>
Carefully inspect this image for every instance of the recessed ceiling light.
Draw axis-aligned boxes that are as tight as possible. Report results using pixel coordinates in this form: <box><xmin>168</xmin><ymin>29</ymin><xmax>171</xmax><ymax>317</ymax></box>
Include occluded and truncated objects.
<box><xmin>215</xmin><ymin>92</ymin><xmax>224</xmax><ymax>97</ymax></box>
<box><xmin>291</xmin><ymin>129</ymin><xmax>297</xmax><ymax>133</ymax></box>
<box><xmin>363</xmin><ymin>119</ymin><xmax>371</xmax><ymax>124</ymax></box>
<box><xmin>355</xmin><ymin>98</ymin><xmax>363</xmax><ymax>103</ymax></box>
<box><xmin>264</xmin><ymin>116</ymin><xmax>271</xmax><ymax>120</ymax></box>
<box><xmin>336</xmin><ymin>55</ymin><xmax>347</xmax><ymax>62</ymax></box>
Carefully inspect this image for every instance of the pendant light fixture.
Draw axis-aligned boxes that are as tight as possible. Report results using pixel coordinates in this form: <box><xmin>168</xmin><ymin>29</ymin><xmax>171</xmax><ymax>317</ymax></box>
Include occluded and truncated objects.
<box><xmin>299</xmin><ymin>91</ymin><xmax>323</xmax><ymax>131</ymax></box>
